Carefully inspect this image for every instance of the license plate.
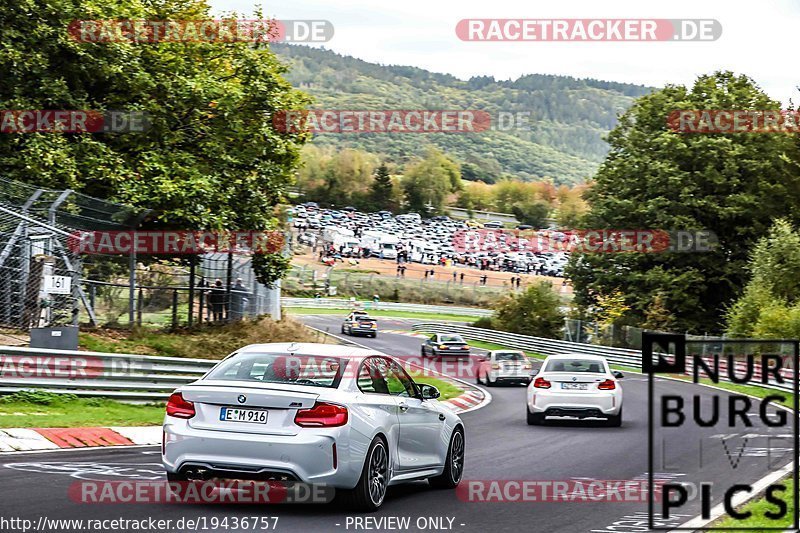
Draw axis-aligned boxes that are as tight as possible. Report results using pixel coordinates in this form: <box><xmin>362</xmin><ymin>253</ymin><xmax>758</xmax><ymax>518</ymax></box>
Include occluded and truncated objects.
<box><xmin>220</xmin><ymin>407</ymin><xmax>268</xmax><ymax>424</ymax></box>
<box><xmin>561</xmin><ymin>383</ymin><xmax>588</xmax><ymax>390</ymax></box>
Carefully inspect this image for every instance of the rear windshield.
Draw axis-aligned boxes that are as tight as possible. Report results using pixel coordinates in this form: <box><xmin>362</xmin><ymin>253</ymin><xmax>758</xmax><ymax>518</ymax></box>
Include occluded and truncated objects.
<box><xmin>205</xmin><ymin>353</ymin><xmax>347</xmax><ymax>388</ymax></box>
<box><xmin>440</xmin><ymin>335</ymin><xmax>465</xmax><ymax>343</ymax></box>
<box><xmin>545</xmin><ymin>359</ymin><xmax>606</xmax><ymax>373</ymax></box>
<box><xmin>496</xmin><ymin>352</ymin><xmax>525</xmax><ymax>361</ymax></box>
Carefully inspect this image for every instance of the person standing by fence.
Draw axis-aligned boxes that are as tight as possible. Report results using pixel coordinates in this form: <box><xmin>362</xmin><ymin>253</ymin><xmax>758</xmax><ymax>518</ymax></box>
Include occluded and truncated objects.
<box><xmin>208</xmin><ymin>279</ymin><xmax>226</xmax><ymax>322</ymax></box>
<box><xmin>230</xmin><ymin>278</ymin><xmax>248</xmax><ymax>321</ymax></box>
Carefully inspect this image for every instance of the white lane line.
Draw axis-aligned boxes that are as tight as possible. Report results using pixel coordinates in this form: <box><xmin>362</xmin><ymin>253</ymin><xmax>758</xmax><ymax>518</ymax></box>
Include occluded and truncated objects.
<box><xmin>0</xmin><ymin>444</ymin><xmax>159</xmax><ymax>456</ymax></box>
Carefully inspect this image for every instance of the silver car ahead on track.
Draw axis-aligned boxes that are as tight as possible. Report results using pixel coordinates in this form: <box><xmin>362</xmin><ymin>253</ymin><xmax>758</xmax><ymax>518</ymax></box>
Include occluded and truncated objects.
<box><xmin>162</xmin><ymin>343</ymin><xmax>465</xmax><ymax>511</ymax></box>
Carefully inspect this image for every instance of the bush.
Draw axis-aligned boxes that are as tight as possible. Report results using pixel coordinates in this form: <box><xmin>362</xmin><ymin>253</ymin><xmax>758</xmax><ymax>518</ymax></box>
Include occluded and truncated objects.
<box><xmin>471</xmin><ymin>316</ymin><xmax>495</xmax><ymax>329</ymax></box>
<box><xmin>0</xmin><ymin>390</ymin><xmax>78</xmax><ymax>405</ymax></box>
<box><xmin>491</xmin><ymin>282</ymin><xmax>564</xmax><ymax>338</ymax></box>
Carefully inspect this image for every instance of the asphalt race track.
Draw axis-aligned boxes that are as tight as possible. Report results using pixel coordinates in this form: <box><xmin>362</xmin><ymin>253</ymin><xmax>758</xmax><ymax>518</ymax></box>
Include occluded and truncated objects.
<box><xmin>0</xmin><ymin>318</ymin><xmax>794</xmax><ymax>533</ymax></box>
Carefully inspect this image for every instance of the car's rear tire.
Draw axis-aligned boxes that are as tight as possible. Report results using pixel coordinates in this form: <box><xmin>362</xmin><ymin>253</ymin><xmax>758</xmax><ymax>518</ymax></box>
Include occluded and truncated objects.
<box><xmin>341</xmin><ymin>325</ymin><xmax>345</xmax><ymax>334</ymax></box>
<box><xmin>486</xmin><ymin>375</ymin><xmax>496</xmax><ymax>387</ymax></box>
<box><xmin>527</xmin><ymin>406</ymin><xmax>544</xmax><ymax>425</ymax></box>
<box><xmin>421</xmin><ymin>347</ymin><xmax>426</xmax><ymax>357</ymax></box>
<box><xmin>371</xmin><ymin>333</ymin><xmax>377</xmax><ymax>338</ymax></box>
<box><xmin>607</xmin><ymin>409</ymin><xmax>622</xmax><ymax>427</ymax></box>
<box><xmin>429</xmin><ymin>427</ymin><xmax>464</xmax><ymax>489</ymax></box>
<box><xmin>475</xmin><ymin>371</ymin><xmax>482</xmax><ymax>384</ymax></box>
<box><xmin>339</xmin><ymin>436</ymin><xmax>389</xmax><ymax>512</ymax></box>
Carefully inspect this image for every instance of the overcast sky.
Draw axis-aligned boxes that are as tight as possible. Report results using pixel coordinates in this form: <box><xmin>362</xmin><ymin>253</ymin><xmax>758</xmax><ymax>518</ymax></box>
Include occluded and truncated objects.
<box><xmin>210</xmin><ymin>0</ymin><xmax>798</xmax><ymax>105</ymax></box>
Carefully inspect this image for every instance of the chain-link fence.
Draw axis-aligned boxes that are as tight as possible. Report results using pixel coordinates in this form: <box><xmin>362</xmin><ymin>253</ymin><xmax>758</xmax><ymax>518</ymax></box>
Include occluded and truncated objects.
<box><xmin>82</xmin><ymin>253</ymin><xmax>280</xmax><ymax>328</ymax></box>
<box><xmin>563</xmin><ymin>318</ymin><xmax>724</xmax><ymax>350</ymax></box>
<box><xmin>0</xmin><ymin>177</ymin><xmax>282</xmax><ymax>337</ymax></box>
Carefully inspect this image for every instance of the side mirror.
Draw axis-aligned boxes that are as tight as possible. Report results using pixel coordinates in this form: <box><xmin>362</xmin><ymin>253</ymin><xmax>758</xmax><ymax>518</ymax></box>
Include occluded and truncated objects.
<box><xmin>419</xmin><ymin>384</ymin><xmax>440</xmax><ymax>400</ymax></box>
<box><xmin>613</xmin><ymin>371</ymin><xmax>624</xmax><ymax>379</ymax></box>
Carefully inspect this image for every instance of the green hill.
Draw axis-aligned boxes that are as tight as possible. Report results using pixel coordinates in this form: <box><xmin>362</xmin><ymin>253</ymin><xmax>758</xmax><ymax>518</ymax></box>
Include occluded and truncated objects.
<box><xmin>272</xmin><ymin>44</ymin><xmax>654</xmax><ymax>185</ymax></box>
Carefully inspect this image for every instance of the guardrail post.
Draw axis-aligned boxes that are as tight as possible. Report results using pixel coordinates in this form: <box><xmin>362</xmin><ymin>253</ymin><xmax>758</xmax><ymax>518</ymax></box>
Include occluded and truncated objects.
<box><xmin>171</xmin><ymin>289</ymin><xmax>178</xmax><ymax>330</ymax></box>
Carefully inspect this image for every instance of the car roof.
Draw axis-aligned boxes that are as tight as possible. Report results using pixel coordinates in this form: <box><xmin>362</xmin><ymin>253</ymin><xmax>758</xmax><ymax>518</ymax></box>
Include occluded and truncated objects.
<box><xmin>237</xmin><ymin>343</ymin><xmax>379</xmax><ymax>359</ymax></box>
<box><xmin>544</xmin><ymin>353</ymin><xmax>608</xmax><ymax>361</ymax></box>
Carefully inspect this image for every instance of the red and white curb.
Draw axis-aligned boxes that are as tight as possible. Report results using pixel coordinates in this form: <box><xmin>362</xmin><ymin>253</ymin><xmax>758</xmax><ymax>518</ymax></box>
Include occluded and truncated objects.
<box><xmin>380</xmin><ymin>329</ymin><xmax>429</xmax><ymax>338</ymax></box>
<box><xmin>440</xmin><ymin>389</ymin><xmax>486</xmax><ymax>412</ymax></box>
<box><xmin>0</xmin><ymin>426</ymin><xmax>160</xmax><ymax>452</ymax></box>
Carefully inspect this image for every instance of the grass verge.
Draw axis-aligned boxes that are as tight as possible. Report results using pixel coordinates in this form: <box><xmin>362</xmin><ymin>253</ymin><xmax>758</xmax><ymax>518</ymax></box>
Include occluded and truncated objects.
<box><xmin>713</xmin><ymin>478</ymin><xmax>795</xmax><ymax>530</ymax></box>
<box><xmin>407</xmin><ymin>373</ymin><xmax>463</xmax><ymax>401</ymax></box>
<box><xmin>286</xmin><ymin>307</ymin><xmax>482</xmax><ymax>323</ymax></box>
<box><xmin>80</xmin><ymin>316</ymin><xmax>320</xmax><ymax>359</ymax></box>
<box><xmin>0</xmin><ymin>391</ymin><xmax>164</xmax><ymax>428</ymax></box>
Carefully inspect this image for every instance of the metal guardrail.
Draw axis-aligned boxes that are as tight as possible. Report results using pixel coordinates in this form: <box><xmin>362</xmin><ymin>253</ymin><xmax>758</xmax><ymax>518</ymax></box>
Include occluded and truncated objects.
<box><xmin>0</xmin><ymin>346</ymin><xmax>216</xmax><ymax>401</ymax></box>
<box><xmin>411</xmin><ymin>322</ymin><xmax>796</xmax><ymax>393</ymax></box>
<box><xmin>281</xmin><ymin>297</ymin><xmax>492</xmax><ymax>318</ymax></box>
<box><xmin>412</xmin><ymin>322</ymin><xmax>642</xmax><ymax>367</ymax></box>
<box><xmin>2</xmin><ymin>323</ymin><xmax>794</xmax><ymax>401</ymax></box>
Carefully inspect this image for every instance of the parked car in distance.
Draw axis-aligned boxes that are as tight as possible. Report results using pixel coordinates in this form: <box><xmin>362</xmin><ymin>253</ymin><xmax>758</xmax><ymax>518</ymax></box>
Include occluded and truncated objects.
<box><xmin>526</xmin><ymin>353</ymin><xmax>624</xmax><ymax>427</ymax></box>
<box><xmin>476</xmin><ymin>350</ymin><xmax>532</xmax><ymax>386</ymax></box>
<box><xmin>341</xmin><ymin>313</ymin><xmax>378</xmax><ymax>338</ymax></box>
<box><xmin>162</xmin><ymin>343</ymin><xmax>465</xmax><ymax>511</ymax></box>
<box><xmin>421</xmin><ymin>334</ymin><xmax>470</xmax><ymax>358</ymax></box>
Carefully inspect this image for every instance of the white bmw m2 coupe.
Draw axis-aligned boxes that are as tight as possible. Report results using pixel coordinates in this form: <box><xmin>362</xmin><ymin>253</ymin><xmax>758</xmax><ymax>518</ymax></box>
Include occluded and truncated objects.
<box><xmin>162</xmin><ymin>343</ymin><xmax>465</xmax><ymax>511</ymax></box>
<box><xmin>526</xmin><ymin>353</ymin><xmax>624</xmax><ymax>426</ymax></box>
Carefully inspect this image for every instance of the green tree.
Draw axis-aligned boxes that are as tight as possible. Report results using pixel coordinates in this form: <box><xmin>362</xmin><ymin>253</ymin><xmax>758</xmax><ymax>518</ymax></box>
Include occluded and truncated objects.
<box><xmin>568</xmin><ymin>72</ymin><xmax>800</xmax><ymax>333</ymax></box>
<box><xmin>0</xmin><ymin>0</ymin><xmax>310</xmax><ymax>286</ymax></box>
<box><xmin>402</xmin><ymin>148</ymin><xmax>461</xmax><ymax>214</ymax></box>
<box><xmin>491</xmin><ymin>282</ymin><xmax>564</xmax><ymax>338</ymax></box>
<box><xmin>511</xmin><ymin>200</ymin><xmax>550</xmax><ymax>228</ymax></box>
<box><xmin>369</xmin><ymin>163</ymin><xmax>394</xmax><ymax>211</ymax></box>
<box><xmin>725</xmin><ymin>219</ymin><xmax>800</xmax><ymax>337</ymax></box>
<box><xmin>745</xmin><ymin>219</ymin><xmax>800</xmax><ymax>302</ymax></box>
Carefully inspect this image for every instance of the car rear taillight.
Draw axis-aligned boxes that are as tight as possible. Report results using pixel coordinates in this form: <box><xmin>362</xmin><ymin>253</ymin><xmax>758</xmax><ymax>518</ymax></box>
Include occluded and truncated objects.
<box><xmin>598</xmin><ymin>379</ymin><xmax>616</xmax><ymax>390</ymax></box>
<box><xmin>491</xmin><ymin>364</ymin><xmax>501</xmax><ymax>370</ymax></box>
<box><xmin>439</xmin><ymin>345</ymin><xmax>448</xmax><ymax>349</ymax></box>
<box><xmin>533</xmin><ymin>377</ymin><xmax>551</xmax><ymax>389</ymax></box>
<box><xmin>295</xmin><ymin>402</ymin><xmax>348</xmax><ymax>427</ymax></box>
<box><xmin>166</xmin><ymin>392</ymin><xmax>195</xmax><ymax>419</ymax></box>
